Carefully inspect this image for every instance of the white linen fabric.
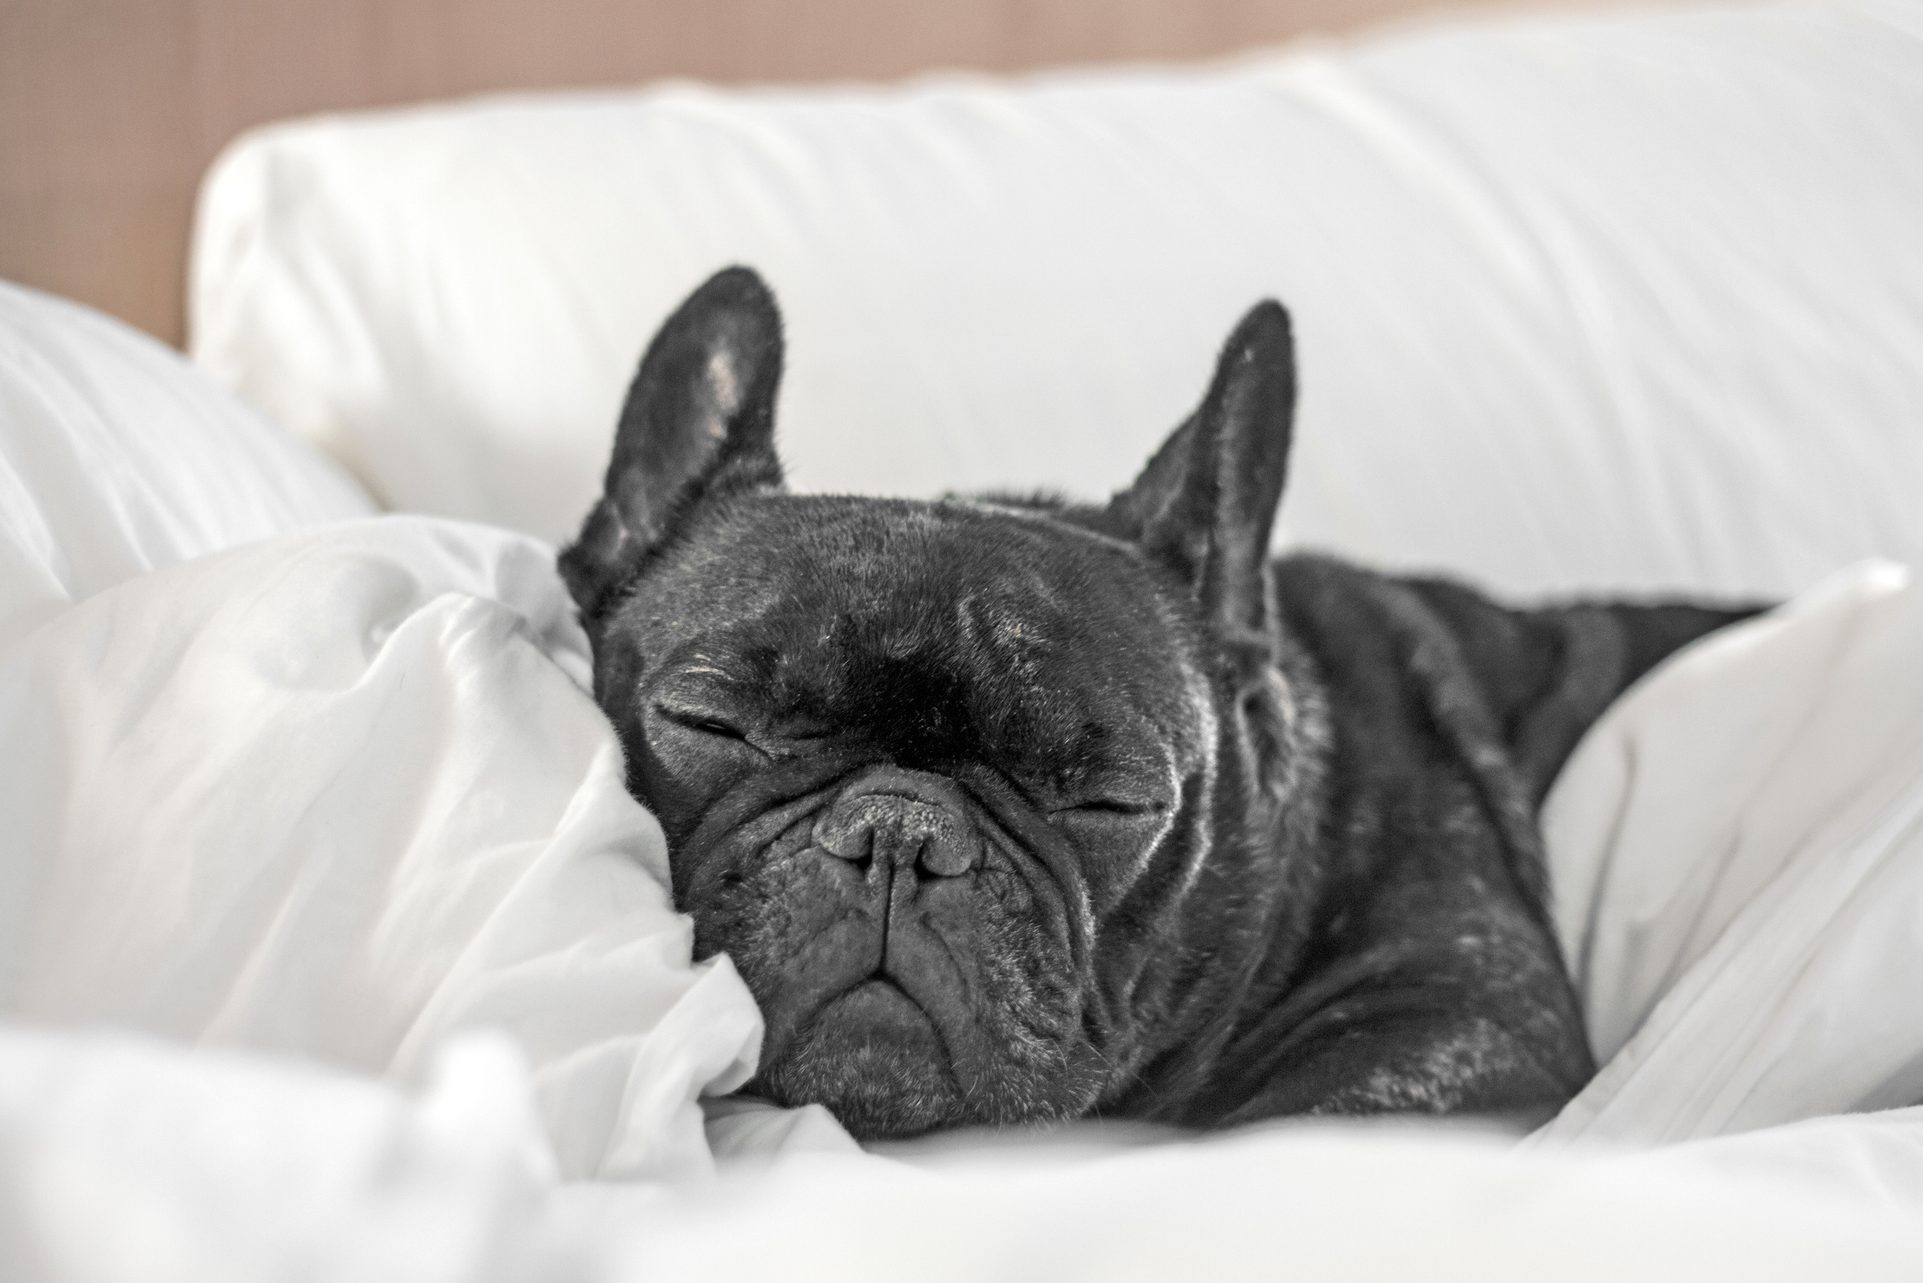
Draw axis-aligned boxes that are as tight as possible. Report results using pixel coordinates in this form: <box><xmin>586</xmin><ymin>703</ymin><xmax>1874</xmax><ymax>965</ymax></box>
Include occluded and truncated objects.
<box><xmin>192</xmin><ymin>0</ymin><xmax>1923</xmax><ymax>598</ymax></box>
<box><xmin>7</xmin><ymin>1025</ymin><xmax>1923</xmax><ymax>1281</ymax></box>
<box><xmin>1536</xmin><ymin>560</ymin><xmax>1923</xmax><ymax>1145</ymax></box>
<box><xmin>600</xmin><ymin>1123</ymin><xmax>1923</xmax><ymax>1281</ymax></box>
<box><xmin>0</xmin><ymin>518</ymin><xmax>767</xmax><ymax>1183</ymax></box>
<box><xmin>0</xmin><ymin>1028</ymin><xmax>566</xmax><ymax>1283</ymax></box>
<box><xmin>0</xmin><ymin>280</ymin><xmax>372</xmax><ymax>646</ymax></box>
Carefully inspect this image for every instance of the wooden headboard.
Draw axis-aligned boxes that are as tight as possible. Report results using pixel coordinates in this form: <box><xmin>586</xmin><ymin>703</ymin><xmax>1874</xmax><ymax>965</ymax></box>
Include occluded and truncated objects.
<box><xmin>3</xmin><ymin>0</ymin><xmax>1638</xmax><ymax>349</ymax></box>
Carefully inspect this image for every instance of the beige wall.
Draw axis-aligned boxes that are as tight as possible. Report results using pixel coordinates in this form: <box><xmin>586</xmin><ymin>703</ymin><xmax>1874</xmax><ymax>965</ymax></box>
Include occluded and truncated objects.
<box><xmin>2</xmin><ymin>0</ymin><xmax>1621</xmax><ymax>347</ymax></box>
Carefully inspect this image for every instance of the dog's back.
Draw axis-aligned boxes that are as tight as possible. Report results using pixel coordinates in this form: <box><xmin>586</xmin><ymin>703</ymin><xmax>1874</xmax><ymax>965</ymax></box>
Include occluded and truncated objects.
<box><xmin>1371</xmin><ymin>566</ymin><xmax>1765</xmax><ymax>803</ymax></box>
<box><xmin>1162</xmin><ymin>556</ymin><xmax>1760</xmax><ymax>1126</ymax></box>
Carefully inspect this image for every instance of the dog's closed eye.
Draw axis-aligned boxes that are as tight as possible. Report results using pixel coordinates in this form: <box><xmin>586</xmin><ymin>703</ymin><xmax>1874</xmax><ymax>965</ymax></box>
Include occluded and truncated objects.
<box><xmin>1050</xmin><ymin>796</ymin><xmax>1173</xmax><ymax>856</ymax></box>
<box><xmin>652</xmin><ymin>702</ymin><xmax>751</xmax><ymax>743</ymax></box>
<box><xmin>1063</xmin><ymin>797</ymin><xmax>1168</xmax><ymax>818</ymax></box>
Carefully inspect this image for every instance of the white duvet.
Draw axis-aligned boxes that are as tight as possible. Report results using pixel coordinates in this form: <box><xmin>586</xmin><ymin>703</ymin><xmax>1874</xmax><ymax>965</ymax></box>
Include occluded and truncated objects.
<box><xmin>0</xmin><ymin>519</ymin><xmax>769</xmax><ymax>1185</ymax></box>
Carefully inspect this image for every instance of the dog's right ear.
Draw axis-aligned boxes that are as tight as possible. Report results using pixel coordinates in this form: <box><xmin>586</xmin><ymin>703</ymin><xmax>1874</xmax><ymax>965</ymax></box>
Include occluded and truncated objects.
<box><xmin>1104</xmin><ymin>300</ymin><xmax>1296</xmax><ymax>639</ymax></box>
<box><xmin>560</xmin><ymin>266</ymin><xmax>786</xmax><ymax>620</ymax></box>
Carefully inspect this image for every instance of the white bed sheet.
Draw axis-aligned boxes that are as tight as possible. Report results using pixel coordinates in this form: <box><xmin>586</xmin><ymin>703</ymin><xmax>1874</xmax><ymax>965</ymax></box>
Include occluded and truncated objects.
<box><xmin>7</xmin><ymin>1027</ymin><xmax>1923</xmax><ymax>1282</ymax></box>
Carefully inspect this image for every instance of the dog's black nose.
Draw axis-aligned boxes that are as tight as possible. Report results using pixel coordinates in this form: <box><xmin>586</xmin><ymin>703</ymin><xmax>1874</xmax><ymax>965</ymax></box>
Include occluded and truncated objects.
<box><xmin>814</xmin><ymin>767</ymin><xmax>981</xmax><ymax>878</ymax></box>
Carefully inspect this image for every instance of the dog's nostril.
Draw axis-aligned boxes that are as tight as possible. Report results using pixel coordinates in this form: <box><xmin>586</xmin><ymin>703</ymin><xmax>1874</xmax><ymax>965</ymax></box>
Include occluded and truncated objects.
<box><xmin>817</xmin><ymin>819</ymin><xmax>875</xmax><ymax>866</ymax></box>
<box><xmin>917</xmin><ymin>836</ymin><xmax>978</xmax><ymax>879</ymax></box>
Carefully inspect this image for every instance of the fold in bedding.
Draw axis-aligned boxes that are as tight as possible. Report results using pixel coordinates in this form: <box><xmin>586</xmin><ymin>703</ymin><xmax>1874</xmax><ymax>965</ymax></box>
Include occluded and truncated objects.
<box><xmin>0</xmin><ymin>517</ymin><xmax>769</xmax><ymax>1184</ymax></box>
<box><xmin>1538</xmin><ymin>560</ymin><xmax>1923</xmax><ymax>1144</ymax></box>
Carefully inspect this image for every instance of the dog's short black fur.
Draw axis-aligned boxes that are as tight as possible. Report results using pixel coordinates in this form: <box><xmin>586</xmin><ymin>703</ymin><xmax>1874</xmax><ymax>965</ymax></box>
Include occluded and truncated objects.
<box><xmin>561</xmin><ymin>267</ymin><xmax>1758</xmax><ymax>1139</ymax></box>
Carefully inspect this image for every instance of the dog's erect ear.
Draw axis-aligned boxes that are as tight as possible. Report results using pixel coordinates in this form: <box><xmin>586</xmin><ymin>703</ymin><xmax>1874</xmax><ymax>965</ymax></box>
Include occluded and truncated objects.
<box><xmin>560</xmin><ymin>266</ymin><xmax>786</xmax><ymax>619</ymax></box>
<box><xmin>1106</xmin><ymin>301</ymin><xmax>1296</xmax><ymax>636</ymax></box>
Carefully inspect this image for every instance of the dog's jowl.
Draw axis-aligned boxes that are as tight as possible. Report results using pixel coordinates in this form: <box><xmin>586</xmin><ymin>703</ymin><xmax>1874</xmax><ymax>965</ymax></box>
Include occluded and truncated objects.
<box><xmin>560</xmin><ymin>267</ymin><xmax>1756</xmax><ymax>1139</ymax></box>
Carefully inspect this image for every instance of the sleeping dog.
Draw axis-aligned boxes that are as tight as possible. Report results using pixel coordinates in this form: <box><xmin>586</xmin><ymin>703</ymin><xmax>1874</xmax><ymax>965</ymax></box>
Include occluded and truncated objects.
<box><xmin>560</xmin><ymin>267</ymin><xmax>1755</xmax><ymax>1139</ymax></box>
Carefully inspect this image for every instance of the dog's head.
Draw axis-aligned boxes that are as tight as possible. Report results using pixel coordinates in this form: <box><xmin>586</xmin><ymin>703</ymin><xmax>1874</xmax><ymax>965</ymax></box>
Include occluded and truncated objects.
<box><xmin>561</xmin><ymin>268</ymin><xmax>1314</xmax><ymax>1138</ymax></box>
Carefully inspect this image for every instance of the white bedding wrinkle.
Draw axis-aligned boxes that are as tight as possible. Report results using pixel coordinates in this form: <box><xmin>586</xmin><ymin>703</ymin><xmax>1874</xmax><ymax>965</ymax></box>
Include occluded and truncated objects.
<box><xmin>1536</xmin><ymin>561</ymin><xmax>1923</xmax><ymax>1144</ymax></box>
<box><xmin>0</xmin><ymin>517</ymin><xmax>771</xmax><ymax>1182</ymax></box>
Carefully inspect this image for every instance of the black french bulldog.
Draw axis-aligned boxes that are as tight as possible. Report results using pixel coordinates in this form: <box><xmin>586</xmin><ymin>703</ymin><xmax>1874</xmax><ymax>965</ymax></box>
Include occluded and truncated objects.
<box><xmin>561</xmin><ymin>267</ymin><xmax>1755</xmax><ymax>1140</ymax></box>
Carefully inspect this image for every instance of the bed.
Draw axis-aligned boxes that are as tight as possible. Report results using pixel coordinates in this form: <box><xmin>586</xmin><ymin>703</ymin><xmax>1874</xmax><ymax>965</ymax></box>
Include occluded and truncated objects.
<box><xmin>5</xmin><ymin>0</ymin><xmax>1923</xmax><ymax>1276</ymax></box>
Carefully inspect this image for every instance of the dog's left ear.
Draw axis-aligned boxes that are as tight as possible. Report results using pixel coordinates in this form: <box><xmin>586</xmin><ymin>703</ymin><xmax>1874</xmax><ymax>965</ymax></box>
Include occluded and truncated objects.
<box><xmin>560</xmin><ymin>266</ymin><xmax>786</xmax><ymax>619</ymax></box>
<box><xmin>1107</xmin><ymin>300</ymin><xmax>1296</xmax><ymax>636</ymax></box>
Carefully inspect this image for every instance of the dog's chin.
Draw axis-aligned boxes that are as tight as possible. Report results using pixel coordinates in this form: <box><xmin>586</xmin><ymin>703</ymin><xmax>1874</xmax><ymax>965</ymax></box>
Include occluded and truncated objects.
<box><xmin>754</xmin><ymin>979</ymin><xmax>966</xmax><ymax>1139</ymax></box>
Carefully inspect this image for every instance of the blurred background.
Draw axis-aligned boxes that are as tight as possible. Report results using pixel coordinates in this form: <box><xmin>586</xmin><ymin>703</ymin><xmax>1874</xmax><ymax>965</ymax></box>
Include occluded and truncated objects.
<box><xmin>2</xmin><ymin>0</ymin><xmax>1681</xmax><ymax>348</ymax></box>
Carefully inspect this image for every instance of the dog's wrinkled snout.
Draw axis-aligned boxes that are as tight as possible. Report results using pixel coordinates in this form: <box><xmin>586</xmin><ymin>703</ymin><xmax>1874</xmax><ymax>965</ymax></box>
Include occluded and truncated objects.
<box><xmin>814</xmin><ymin>767</ymin><xmax>981</xmax><ymax>878</ymax></box>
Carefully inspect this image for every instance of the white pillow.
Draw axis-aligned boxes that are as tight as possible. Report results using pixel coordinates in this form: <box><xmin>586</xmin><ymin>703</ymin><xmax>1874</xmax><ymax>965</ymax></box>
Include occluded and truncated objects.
<box><xmin>0</xmin><ymin>281</ymin><xmax>373</xmax><ymax>645</ymax></box>
<box><xmin>190</xmin><ymin>0</ymin><xmax>1923</xmax><ymax>598</ymax></box>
